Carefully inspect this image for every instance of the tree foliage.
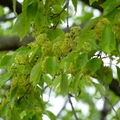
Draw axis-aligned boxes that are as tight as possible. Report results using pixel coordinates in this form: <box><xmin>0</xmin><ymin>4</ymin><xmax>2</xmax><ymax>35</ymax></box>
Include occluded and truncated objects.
<box><xmin>0</xmin><ymin>0</ymin><xmax>120</xmax><ymax>120</ymax></box>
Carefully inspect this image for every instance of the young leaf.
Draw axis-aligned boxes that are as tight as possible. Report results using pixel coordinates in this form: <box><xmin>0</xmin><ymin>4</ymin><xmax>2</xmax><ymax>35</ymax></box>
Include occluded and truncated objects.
<box><xmin>76</xmin><ymin>53</ymin><xmax>88</xmax><ymax>69</ymax></box>
<box><xmin>0</xmin><ymin>55</ymin><xmax>14</xmax><ymax>69</ymax></box>
<box><xmin>101</xmin><ymin>0</ymin><xmax>120</xmax><ymax>16</ymax></box>
<box><xmin>45</xmin><ymin>56</ymin><xmax>58</xmax><ymax>77</ymax></box>
<box><xmin>89</xmin><ymin>0</ymin><xmax>98</xmax><ymax>5</ymax></box>
<box><xmin>60</xmin><ymin>73</ymin><xmax>68</xmax><ymax>95</ymax></box>
<box><xmin>86</xmin><ymin>58</ymin><xmax>102</xmax><ymax>74</ymax></box>
<box><xmin>43</xmin><ymin>74</ymin><xmax>52</xmax><ymax>85</ymax></box>
<box><xmin>20</xmin><ymin>111</ymin><xmax>27</xmax><ymax>119</ymax></box>
<box><xmin>2</xmin><ymin>102</ymin><xmax>9</xmax><ymax>117</ymax></box>
<box><xmin>12</xmin><ymin>12</ymin><xmax>30</xmax><ymax>40</ymax></box>
<box><xmin>73</xmin><ymin>72</ymin><xmax>83</xmax><ymax>95</ymax></box>
<box><xmin>13</xmin><ymin>0</ymin><xmax>16</xmax><ymax>14</ymax></box>
<box><xmin>102</xmin><ymin>24</ymin><xmax>116</xmax><ymax>54</ymax></box>
<box><xmin>14</xmin><ymin>46</ymin><xmax>30</xmax><ymax>56</ymax></box>
<box><xmin>0</xmin><ymin>72</ymin><xmax>12</xmax><ymax>88</ymax></box>
<box><xmin>44</xmin><ymin>110</ymin><xmax>56</xmax><ymax>120</ymax></box>
<box><xmin>30</xmin><ymin>61</ymin><xmax>42</xmax><ymax>86</ymax></box>
<box><xmin>10</xmin><ymin>87</ymin><xmax>18</xmax><ymax>108</ymax></box>
<box><xmin>10</xmin><ymin>107</ymin><xmax>21</xmax><ymax>120</ymax></box>
<box><xmin>93</xmin><ymin>82</ymin><xmax>105</xmax><ymax>96</ymax></box>
<box><xmin>72</xmin><ymin>0</ymin><xmax>78</xmax><ymax>12</ymax></box>
<box><xmin>116</xmin><ymin>66</ymin><xmax>120</xmax><ymax>85</ymax></box>
<box><xmin>26</xmin><ymin>2</ymin><xmax>38</xmax><ymax>19</ymax></box>
<box><xmin>62</xmin><ymin>51</ymin><xmax>77</xmax><ymax>63</ymax></box>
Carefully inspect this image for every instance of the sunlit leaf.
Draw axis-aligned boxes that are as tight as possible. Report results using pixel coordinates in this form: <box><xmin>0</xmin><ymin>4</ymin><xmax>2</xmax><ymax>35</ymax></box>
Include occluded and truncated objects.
<box><xmin>73</xmin><ymin>72</ymin><xmax>83</xmax><ymax>95</ymax></box>
<box><xmin>86</xmin><ymin>58</ymin><xmax>102</xmax><ymax>74</ymax></box>
<box><xmin>76</xmin><ymin>53</ymin><xmax>88</xmax><ymax>69</ymax></box>
<box><xmin>0</xmin><ymin>55</ymin><xmax>14</xmax><ymax>69</ymax></box>
<box><xmin>44</xmin><ymin>110</ymin><xmax>56</xmax><ymax>120</ymax></box>
<box><xmin>62</xmin><ymin>51</ymin><xmax>77</xmax><ymax>62</ymax></box>
<box><xmin>10</xmin><ymin>87</ymin><xmax>18</xmax><ymax>108</ymax></box>
<box><xmin>101</xmin><ymin>0</ymin><xmax>120</xmax><ymax>15</ymax></box>
<box><xmin>43</xmin><ymin>74</ymin><xmax>52</xmax><ymax>85</ymax></box>
<box><xmin>2</xmin><ymin>102</ymin><xmax>9</xmax><ymax>117</ymax></box>
<box><xmin>26</xmin><ymin>2</ymin><xmax>38</xmax><ymax>19</ymax></box>
<box><xmin>45</xmin><ymin>56</ymin><xmax>58</xmax><ymax>77</ymax></box>
<box><xmin>20</xmin><ymin>111</ymin><xmax>27</xmax><ymax>119</ymax></box>
<box><xmin>0</xmin><ymin>72</ymin><xmax>12</xmax><ymax>87</ymax></box>
<box><xmin>12</xmin><ymin>13</ymin><xmax>30</xmax><ymax>40</ymax></box>
<box><xmin>116</xmin><ymin>66</ymin><xmax>120</xmax><ymax>85</ymax></box>
<box><xmin>72</xmin><ymin>0</ymin><xmax>78</xmax><ymax>12</ymax></box>
<box><xmin>102</xmin><ymin>24</ymin><xmax>116</xmax><ymax>54</ymax></box>
<box><xmin>30</xmin><ymin>61</ymin><xmax>42</xmax><ymax>86</ymax></box>
<box><xmin>13</xmin><ymin>0</ymin><xmax>16</xmax><ymax>14</ymax></box>
<box><xmin>93</xmin><ymin>82</ymin><xmax>105</xmax><ymax>96</ymax></box>
<box><xmin>60</xmin><ymin>73</ymin><xmax>68</xmax><ymax>95</ymax></box>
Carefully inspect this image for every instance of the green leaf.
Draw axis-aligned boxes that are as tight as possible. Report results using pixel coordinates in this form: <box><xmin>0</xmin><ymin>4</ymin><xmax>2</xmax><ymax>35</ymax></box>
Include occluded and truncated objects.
<box><xmin>20</xmin><ymin>110</ymin><xmax>27</xmax><ymax>119</ymax></box>
<box><xmin>102</xmin><ymin>24</ymin><xmax>116</xmax><ymax>54</ymax></box>
<box><xmin>101</xmin><ymin>0</ymin><xmax>120</xmax><ymax>16</ymax></box>
<box><xmin>93</xmin><ymin>82</ymin><xmax>105</xmax><ymax>96</ymax></box>
<box><xmin>89</xmin><ymin>0</ymin><xmax>98</xmax><ymax>5</ymax></box>
<box><xmin>73</xmin><ymin>72</ymin><xmax>83</xmax><ymax>95</ymax></box>
<box><xmin>116</xmin><ymin>66</ymin><xmax>120</xmax><ymax>85</ymax></box>
<box><xmin>10</xmin><ymin>87</ymin><xmax>18</xmax><ymax>108</ymax></box>
<box><xmin>78</xmin><ymin>17</ymin><xmax>100</xmax><ymax>38</ymax></box>
<box><xmin>30</xmin><ymin>61</ymin><xmax>42</xmax><ymax>86</ymax></box>
<box><xmin>0</xmin><ymin>72</ymin><xmax>12</xmax><ymax>87</ymax></box>
<box><xmin>29</xmin><ymin>46</ymin><xmax>40</xmax><ymax>62</ymax></box>
<box><xmin>12</xmin><ymin>12</ymin><xmax>30</xmax><ymax>40</ymax></box>
<box><xmin>76</xmin><ymin>53</ymin><xmax>88</xmax><ymax>69</ymax></box>
<box><xmin>47</xmin><ymin>28</ymin><xmax>65</xmax><ymax>41</ymax></box>
<box><xmin>43</xmin><ymin>74</ymin><xmax>52</xmax><ymax>85</ymax></box>
<box><xmin>60</xmin><ymin>73</ymin><xmax>68</xmax><ymax>95</ymax></box>
<box><xmin>13</xmin><ymin>0</ymin><xmax>16</xmax><ymax>14</ymax></box>
<box><xmin>0</xmin><ymin>55</ymin><xmax>13</xmax><ymax>69</ymax></box>
<box><xmin>62</xmin><ymin>51</ymin><xmax>77</xmax><ymax>62</ymax></box>
<box><xmin>26</xmin><ymin>2</ymin><xmax>38</xmax><ymax>19</ymax></box>
<box><xmin>45</xmin><ymin>56</ymin><xmax>58</xmax><ymax>77</ymax></box>
<box><xmin>72</xmin><ymin>0</ymin><xmax>78</xmax><ymax>12</ymax></box>
<box><xmin>52</xmin><ymin>75</ymin><xmax>61</xmax><ymax>88</ymax></box>
<box><xmin>44</xmin><ymin>110</ymin><xmax>56</xmax><ymax>120</ymax></box>
<box><xmin>11</xmin><ymin>107</ymin><xmax>21</xmax><ymax>120</ymax></box>
<box><xmin>2</xmin><ymin>102</ymin><xmax>9</xmax><ymax>117</ymax></box>
<box><xmin>86</xmin><ymin>58</ymin><xmax>102</xmax><ymax>74</ymax></box>
<box><xmin>14</xmin><ymin>46</ymin><xmax>30</xmax><ymax>56</ymax></box>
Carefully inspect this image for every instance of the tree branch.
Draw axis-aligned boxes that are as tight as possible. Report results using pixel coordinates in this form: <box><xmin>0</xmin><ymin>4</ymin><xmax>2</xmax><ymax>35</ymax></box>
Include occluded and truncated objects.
<box><xmin>0</xmin><ymin>35</ymin><xmax>34</xmax><ymax>51</ymax></box>
<box><xmin>68</xmin><ymin>93</ymin><xmax>80</xmax><ymax>120</ymax></box>
<box><xmin>0</xmin><ymin>0</ymin><xmax>22</xmax><ymax>14</ymax></box>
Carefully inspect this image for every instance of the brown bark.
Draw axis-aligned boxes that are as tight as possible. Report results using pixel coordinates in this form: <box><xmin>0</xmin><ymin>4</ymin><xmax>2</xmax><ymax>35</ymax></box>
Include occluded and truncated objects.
<box><xmin>0</xmin><ymin>35</ymin><xmax>34</xmax><ymax>51</ymax></box>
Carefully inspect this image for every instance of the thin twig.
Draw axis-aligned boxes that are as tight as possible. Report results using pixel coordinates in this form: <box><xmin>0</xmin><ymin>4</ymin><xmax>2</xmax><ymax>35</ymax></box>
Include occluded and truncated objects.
<box><xmin>105</xmin><ymin>96</ymin><xmax>120</xmax><ymax>120</ymax></box>
<box><xmin>68</xmin><ymin>93</ymin><xmax>80</xmax><ymax>120</ymax></box>
<box><xmin>66</xmin><ymin>0</ymin><xmax>69</xmax><ymax>32</ymax></box>
<box><xmin>54</xmin><ymin>99</ymin><xmax>68</xmax><ymax>120</ymax></box>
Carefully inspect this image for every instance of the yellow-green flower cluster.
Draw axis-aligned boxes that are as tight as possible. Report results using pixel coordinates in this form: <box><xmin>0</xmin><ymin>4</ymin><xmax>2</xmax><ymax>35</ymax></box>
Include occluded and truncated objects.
<box><xmin>95</xmin><ymin>18</ymin><xmax>110</xmax><ymax>42</ymax></box>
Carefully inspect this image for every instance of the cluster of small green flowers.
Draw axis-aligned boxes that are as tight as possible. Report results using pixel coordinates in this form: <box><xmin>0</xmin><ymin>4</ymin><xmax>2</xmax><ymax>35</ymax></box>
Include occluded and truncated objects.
<box><xmin>53</xmin><ymin>41</ymin><xmax>63</xmax><ymax>57</ymax></box>
<box><xmin>80</xmin><ymin>42</ymin><xmax>93</xmax><ymax>53</ymax></box>
<box><xmin>69</xmin><ymin>63</ymin><xmax>78</xmax><ymax>75</ymax></box>
<box><xmin>56</xmin><ymin>26</ymin><xmax>80</xmax><ymax>56</ymax></box>
<box><xmin>103</xmin><ymin>66</ymin><xmax>112</xmax><ymax>75</ymax></box>
<box><xmin>10</xmin><ymin>55</ymin><xmax>32</xmax><ymax>96</ymax></box>
<box><xmin>95</xmin><ymin>18</ymin><xmax>110</xmax><ymax>43</ymax></box>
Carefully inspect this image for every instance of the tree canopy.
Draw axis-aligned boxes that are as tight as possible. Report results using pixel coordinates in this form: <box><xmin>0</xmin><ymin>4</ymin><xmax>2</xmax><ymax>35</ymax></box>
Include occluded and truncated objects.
<box><xmin>0</xmin><ymin>0</ymin><xmax>120</xmax><ymax>120</ymax></box>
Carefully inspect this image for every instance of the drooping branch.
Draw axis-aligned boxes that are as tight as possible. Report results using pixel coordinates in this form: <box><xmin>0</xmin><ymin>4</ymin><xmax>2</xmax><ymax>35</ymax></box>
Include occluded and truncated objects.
<box><xmin>0</xmin><ymin>35</ymin><xmax>34</xmax><ymax>51</ymax></box>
